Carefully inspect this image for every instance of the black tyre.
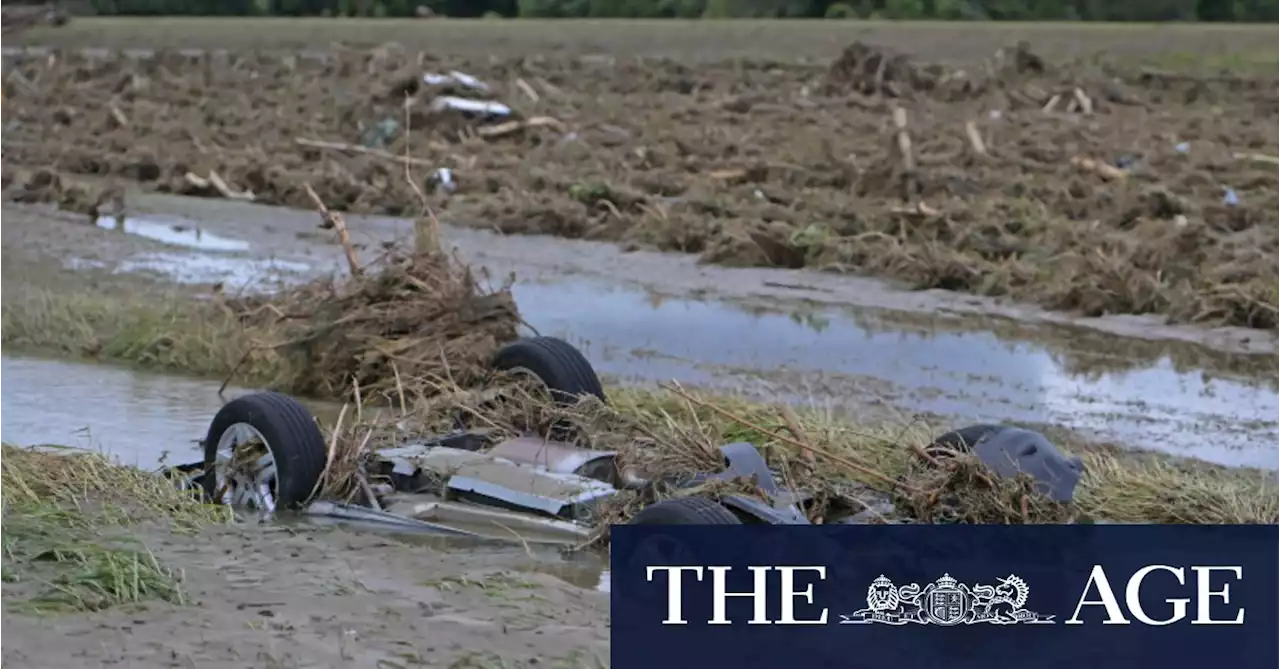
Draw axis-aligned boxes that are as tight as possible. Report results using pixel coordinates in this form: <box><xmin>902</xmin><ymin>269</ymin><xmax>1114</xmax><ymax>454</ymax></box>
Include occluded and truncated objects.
<box><xmin>202</xmin><ymin>392</ymin><xmax>327</xmax><ymax>510</ymax></box>
<box><xmin>629</xmin><ymin>496</ymin><xmax>742</xmax><ymax>525</ymax></box>
<box><xmin>491</xmin><ymin>336</ymin><xmax>605</xmax><ymax>405</ymax></box>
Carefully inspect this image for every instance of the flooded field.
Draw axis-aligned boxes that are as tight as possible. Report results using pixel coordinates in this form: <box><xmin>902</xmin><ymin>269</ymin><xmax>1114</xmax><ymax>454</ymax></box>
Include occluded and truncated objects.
<box><xmin>4</xmin><ymin>193</ymin><xmax>1277</xmax><ymax>469</ymax></box>
<box><xmin>4</xmin><ymin>302</ymin><xmax>1277</xmax><ymax>472</ymax></box>
<box><xmin>2</xmin><ymin>22</ymin><xmax>1277</xmax><ymax>668</ymax></box>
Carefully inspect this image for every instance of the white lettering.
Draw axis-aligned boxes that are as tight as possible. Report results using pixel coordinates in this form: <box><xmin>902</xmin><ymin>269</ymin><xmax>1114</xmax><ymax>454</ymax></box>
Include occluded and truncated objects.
<box><xmin>708</xmin><ymin>566</ymin><xmax>771</xmax><ymax>625</ymax></box>
<box><xmin>1066</xmin><ymin>565</ymin><xmax>1248</xmax><ymax>626</ymax></box>
<box><xmin>776</xmin><ymin>567</ymin><xmax>828</xmax><ymax>625</ymax></box>
<box><xmin>647</xmin><ymin>566</ymin><xmax>704</xmax><ymax>625</ymax></box>
<box><xmin>1065</xmin><ymin>565</ymin><xmax>1130</xmax><ymax>625</ymax></box>
<box><xmin>1191</xmin><ymin>566</ymin><xmax>1245</xmax><ymax>625</ymax></box>
<box><xmin>1125</xmin><ymin>565</ymin><xmax>1188</xmax><ymax>626</ymax></box>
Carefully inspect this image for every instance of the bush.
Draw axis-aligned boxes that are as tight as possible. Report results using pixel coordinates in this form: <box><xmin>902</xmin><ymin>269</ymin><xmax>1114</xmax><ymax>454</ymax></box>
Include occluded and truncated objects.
<box><xmin>825</xmin><ymin>2</ymin><xmax>856</xmax><ymax>17</ymax></box>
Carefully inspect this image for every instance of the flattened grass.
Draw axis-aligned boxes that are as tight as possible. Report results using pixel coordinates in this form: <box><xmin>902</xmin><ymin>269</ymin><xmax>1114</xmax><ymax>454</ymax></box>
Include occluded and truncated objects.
<box><xmin>1</xmin><ymin>444</ymin><xmax>230</xmax><ymax>613</ymax></box>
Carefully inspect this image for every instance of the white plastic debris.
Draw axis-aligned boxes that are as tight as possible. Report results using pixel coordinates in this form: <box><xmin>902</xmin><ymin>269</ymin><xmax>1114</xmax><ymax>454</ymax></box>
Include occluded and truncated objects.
<box><xmin>422</xmin><ymin>70</ymin><xmax>490</xmax><ymax>93</ymax></box>
<box><xmin>427</xmin><ymin>96</ymin><xmax>511</xmax><ymax>117</ymax></box>
<box><xmin>1222</xmin><ymin>187</ymin><xmax>1239</xmax><ymax>206</ymax></box>
<box><xmin>434</xmin><ymin>167</ymin><xmax>456</xmax><ymax>193</ymax></box>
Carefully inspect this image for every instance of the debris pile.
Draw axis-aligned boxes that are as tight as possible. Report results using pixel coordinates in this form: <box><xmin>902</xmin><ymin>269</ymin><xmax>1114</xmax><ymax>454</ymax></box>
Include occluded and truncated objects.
<box><xmin>1</xmin><ymin>167</ymin><xmax>105</xmax><ymax>216</ymax></box>
<box><xmin>308</xmin><ymin>368</ymin><xmax>1276</xmax><ymax>537</ymax></box>
<box><xmin>226</xmin><ymin>248</ymin><xmax>521</xmax><ymax>401</ymax></box>
<box><xmin>2</xmin><ymin>45</ymin><xmax>1275</xmax><ymax>330</ymax></box>
<box><xmin>825</xmin><ymin>41</ymin><xmax>947</xmax><ymax>97</ymax></box>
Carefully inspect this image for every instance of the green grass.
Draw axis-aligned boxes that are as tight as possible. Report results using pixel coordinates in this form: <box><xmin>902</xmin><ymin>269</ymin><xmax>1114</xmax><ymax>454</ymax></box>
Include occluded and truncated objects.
<box><xmin>14</xmin><ymin>17</ymin><xmax>1277</xmax><ymax>70</ymax></box>
<box><xmin>1</xmin><ymin>280</ymin><xmax>281</xmax><ymax>386</ymax></box>
<box><xmin>1</xmin><ymin>444</ymin><xmax>230</xmax><ymax>613</ymax></box>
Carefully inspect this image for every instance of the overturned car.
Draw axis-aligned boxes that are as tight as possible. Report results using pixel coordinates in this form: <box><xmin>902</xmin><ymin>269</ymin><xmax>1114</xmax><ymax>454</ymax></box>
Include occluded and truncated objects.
<box><xmin>170</xmin><ymin>336</ymin><xmax>1085</xmax><ymax>544</ymax></box>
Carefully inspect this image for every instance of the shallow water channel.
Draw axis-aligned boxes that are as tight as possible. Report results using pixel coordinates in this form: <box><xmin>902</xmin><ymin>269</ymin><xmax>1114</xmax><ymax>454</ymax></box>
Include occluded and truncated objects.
<box><xmin>3</xmin><ymin>278</ymin><xmax>1278</xmax><ymax>471</ymax></box>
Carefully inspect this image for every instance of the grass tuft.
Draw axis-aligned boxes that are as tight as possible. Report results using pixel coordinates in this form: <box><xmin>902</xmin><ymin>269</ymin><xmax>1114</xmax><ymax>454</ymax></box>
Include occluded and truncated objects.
<box><xmin>1</xmin><ymin>444</ymin><xmax>230</xmax><ymax>613</ymax></box>
<box><xmin>315</xmin><ymin>373</ymin><xmax>1279</xmax><ymax>532</ymax></box>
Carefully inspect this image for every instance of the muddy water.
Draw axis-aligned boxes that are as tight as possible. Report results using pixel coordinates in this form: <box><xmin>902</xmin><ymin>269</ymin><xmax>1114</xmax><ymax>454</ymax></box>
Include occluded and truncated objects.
<box><xmin>5</xmin><ymin>197</ymin><xmax>1278</xmax><ymax>469</ymax></box>
<box><xmin>3</xmin><ymin>283</ymin><xmax>1278</xmax><ymax>471</ymax></box>
<box><xmin>0</xmin><ymin>356</ymin><xmax>230</xmax><ymax>467</ymax></box>
<box><xmin>512</xmin><ymin>279</ymin><xmax>1279</xmax><ymax>469</ymax></box>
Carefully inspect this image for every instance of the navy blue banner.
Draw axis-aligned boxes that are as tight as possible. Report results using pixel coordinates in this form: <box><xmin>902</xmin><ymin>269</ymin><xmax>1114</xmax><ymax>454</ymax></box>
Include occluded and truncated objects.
<box><xmin>611</xmin><ymin>525</ymin><xmax>1278</xmax><ymax>669</ymax></box>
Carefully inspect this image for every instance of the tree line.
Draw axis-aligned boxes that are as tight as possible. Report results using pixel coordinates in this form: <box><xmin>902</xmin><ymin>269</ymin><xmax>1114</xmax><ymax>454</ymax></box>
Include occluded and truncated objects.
<box><xmin>37</xmin><ymin>0</ymin><xmax>1280</xmax><ymax>22</ymax></box>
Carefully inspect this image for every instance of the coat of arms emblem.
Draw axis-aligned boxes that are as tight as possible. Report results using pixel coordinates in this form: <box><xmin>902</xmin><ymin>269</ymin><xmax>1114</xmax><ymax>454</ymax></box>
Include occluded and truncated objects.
<box><xmin>839</xmin><ymin>573</ymin><xmax>1055</xmax><ymax>626</ymax></box>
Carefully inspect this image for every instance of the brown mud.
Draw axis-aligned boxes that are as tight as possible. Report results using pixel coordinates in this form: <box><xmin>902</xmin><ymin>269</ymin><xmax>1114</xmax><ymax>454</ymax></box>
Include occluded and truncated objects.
<box><xmin>2</xmin><ymin>522</ymin><xmax>609</xmax><ymax>669</ymax></box>
<box><xmin>3</xmin><ymin>43</ymin><xmax>1276</xmax><ymax>330</ymax></box>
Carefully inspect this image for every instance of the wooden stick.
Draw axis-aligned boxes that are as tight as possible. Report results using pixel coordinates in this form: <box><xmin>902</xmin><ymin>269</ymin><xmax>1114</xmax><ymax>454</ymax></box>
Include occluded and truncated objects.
<box><xmin>964</xmin><ymin>120</ymin><xmax>988</xmax><ymax>157</ymax></box>
<box><xmin>108</xmin><ymin>104</ymin><xmax>130</xmax><ymax>128</ymax></box>
<box><xmin>1042</xmin><ymin>93</ymin><xmax>1061</xmax><ymax>112</ymax></box>
<box><xmin>208</xmin><ymin>171</ymin><xmax>254</xmax><ymax>201</ymax></box>
<box><xmin>475</xmin><ymin>116</ymin><xmax>566</xmax><ymax>139</ymax></box>
<box><xmin>303</xmin><ymin>183</ymin><xmax>362</xmax><ymax>276</ymax></box>
<box><xmin>1070</xmin><ymin>156</ymin><xmax>1127</xmax><ymax>181</ymax></box>
<box><xmin>1234</xmin><ymin>152</ymin><xmax>1280</xmax><ymax>166</ymax></box>
<box><xmin>891</xmin><ymin>106</ymin><xmax>917</xmax><ymax>201</ymax></box>
<box><xmin>1072</xmin><ymin>87</ymin><xmax>1094</xmax><ymax>115</ymax></box>
<box><xmin>515</xmin><ymin>78</ymin><xmax>540</xmax><ymax>103</ymax></box>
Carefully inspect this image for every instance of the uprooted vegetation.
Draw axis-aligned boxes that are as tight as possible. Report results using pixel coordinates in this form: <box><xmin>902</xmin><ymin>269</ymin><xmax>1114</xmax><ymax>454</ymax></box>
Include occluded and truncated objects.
<box><xmin>0</xmin><ymin>444</ymin><xmax>229</xmax><ymax>613</ymax></box>
<box><xmin>0</xmin><ymin>210</ymin><xmax>525</xmax><ymax>398</ymax></box>
<box><xmin>224</xmin><ymin>249</ymin><xmax>521</xmax><ymax>399</ymax></box>
<box><xmin>2</xmin><ymin>41</ymin><xmax>1276</xmax><ymax>329</ymax></box>
<box><xmin>306</xmin><ymin>370</ymin><xmax>1280</xmax><ymax>532</ymax></box>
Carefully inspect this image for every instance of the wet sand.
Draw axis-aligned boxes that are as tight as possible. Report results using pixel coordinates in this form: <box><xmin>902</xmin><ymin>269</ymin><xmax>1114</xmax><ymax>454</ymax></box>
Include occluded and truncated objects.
<box><xmin>1</xmin><ymin>521</ymin><xmax>609</xmax><ymax>669</ymax></box>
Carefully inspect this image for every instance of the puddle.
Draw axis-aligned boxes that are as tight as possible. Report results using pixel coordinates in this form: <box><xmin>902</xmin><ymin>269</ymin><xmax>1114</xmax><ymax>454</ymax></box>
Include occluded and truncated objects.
<box><xmin>118</xmin><ymin>251</ymin><xmax>312</xmax><ymax>290</ymax></box>
<box><xmin>512</xmin><ymin>279</ymin><xmax>1280</xmax><ymax>470</ymax></box>
<box><xmin>78</xmin><ymin>213</ymin><xmax>312</xmax><ymax>289</ymax></box>
<box><xmin>95</xmin><ymin>215</ymin><xmax>250</xmax><ymax>252</ymax></box>
<box><xmin>66</xmin><ymin>250</ymin><xmax>313</xmax><ymax>292</ymax></box>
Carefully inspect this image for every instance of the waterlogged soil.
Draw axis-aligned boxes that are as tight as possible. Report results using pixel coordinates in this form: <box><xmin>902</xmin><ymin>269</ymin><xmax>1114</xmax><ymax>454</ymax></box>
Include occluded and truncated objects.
<box><xmin>2</xmin><ymin>41</ymin><xmax>1276</xmax><ymax>330</ymax></box>
<box><xmin>2</xmin><ymin>198</ymin><xmax>1277</xmax><ymax>468</ymax></box>
<box><xmin>1</xmin><ymin>523</ymin><xmax>609</xmax><ymax>669</ymax></box>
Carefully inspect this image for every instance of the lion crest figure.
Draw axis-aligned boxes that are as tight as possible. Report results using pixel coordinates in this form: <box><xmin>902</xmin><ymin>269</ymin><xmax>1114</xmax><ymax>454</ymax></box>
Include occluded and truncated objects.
<box><xmin>866</xmin><ymin>575</ymin><xmax>900</xmax><ymax>612</ymax></box>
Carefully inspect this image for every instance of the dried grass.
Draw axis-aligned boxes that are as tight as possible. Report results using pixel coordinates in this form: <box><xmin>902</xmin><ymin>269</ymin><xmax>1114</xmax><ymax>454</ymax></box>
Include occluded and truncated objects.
<box><xmin>1</xmin><ymin>444</ymin><xmax>228</xmax><ymax>612</ymax></box>
<box><xmin>3</xmin><ymin>42</ymin><xmax>1275</xmax><ymax>329</ymax></box>
<box><xmin>222</xmin><ymin>249</ymin><xmax>520</xmax><ymax>400</ymax></box>
<box><xmin>311</xmin><ymin>373</ymin><xmax>1280</xmax><ymax>537</ymax></box>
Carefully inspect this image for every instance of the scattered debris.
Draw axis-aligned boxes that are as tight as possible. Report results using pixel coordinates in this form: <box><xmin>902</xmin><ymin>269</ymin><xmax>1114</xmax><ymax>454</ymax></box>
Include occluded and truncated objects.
<box><xmin>174</xmin><ymin>349</ymin><xmax>1097</xmax><ymax>544</ymax></box>
<box><xmin>428</xmin><ymin>96</ymin><xmax>512</xmax><ymax>117</ymax></box>
<box><xmin>424</xmin><ymin>70</ymin><xmax>490</xmax><ymax>93</ymax></box>
<box><xmin>2</xmin><ymin>45</ymin><xmax>1275</xmax><ymax>330</ymax></box>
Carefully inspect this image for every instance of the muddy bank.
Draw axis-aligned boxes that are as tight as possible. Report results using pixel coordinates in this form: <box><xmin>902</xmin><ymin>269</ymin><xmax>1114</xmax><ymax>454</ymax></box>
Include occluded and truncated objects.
<box><xmin>2</xmin><ymin>510</ymin><xmax>607</xmax><ymax>669</ymax></box>
<box><xmin>5</xmin><ymin>192</ymin><xmax>1275</xmax><ymax>358</ymax></box>
<box><xmin>1</xmin><ymin>442</ymin><xmax>607</xmax><ymax>668</ymax></box>
<box><xmin>3</xmin><ymin>44</ymin><xmax>1276</xmax><ymax>330</ymax></box>
<box><xmin>6</xmin><ymin>276</ymin><xmax>1278</xmax><ymax>469</ymax></box>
